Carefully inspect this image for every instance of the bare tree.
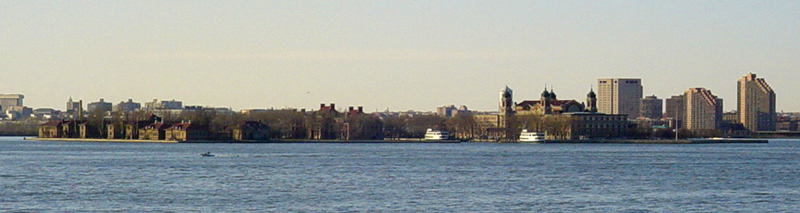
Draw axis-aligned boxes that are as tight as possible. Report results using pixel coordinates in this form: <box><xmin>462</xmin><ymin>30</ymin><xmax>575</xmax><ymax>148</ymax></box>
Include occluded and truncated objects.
<box><xmin>405</xmin><ymin>115</ymin><xmax>446</xmax><ymax>138</ymax></box>
<box><xmin>382</xmin><ymin>116</ymin><xmax>407</xmax><ymax>139</ymax></box>
<box><xmin>446</xmin><ymin>112</ymin><xmax>477</xmax><ymax>140</ymax></box>
<box><xmin>346</xmin><ymin>114</ymin><xmax>384</xmax><ymax>140</ymax></box>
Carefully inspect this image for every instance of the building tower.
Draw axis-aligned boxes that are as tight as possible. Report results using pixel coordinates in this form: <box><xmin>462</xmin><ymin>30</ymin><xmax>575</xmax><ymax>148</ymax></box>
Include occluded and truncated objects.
<box><xmin>684</xmin><ymin>88</ymin><xmax>723</xmax><ymax>130</ymax></box>
<box><xmin>586</xmin><ymin>88</ymin><xmax>598</xmax><ymax>112</ymax></box>
<box><xmin>540</xmin><ymin>86</ymin><xmax>552</xmax><ymax>114</ymax></box>
<box><xmin>597</xmin><ymin>78</ymin><xmax>643</xmax><ymax>118</ymax></box>
<box><xmin>66</xmin><ymin>97</ymin><xmax>82</xmax><ymax>117</ymax></box>
<box><xmin>737</xmin><ymin>73</ymin><xmax>776</xmax><ymax>132</ymax></box>
<box><xmin>499</xmin><ymin>86</ymin><xmax>513</xmax><ymax>114</ymax></box>
<box><xmin>67</xmin><ymin>97</ymin><xmax>75</xmax><ymax>111</ymax></box>
<box><xmin>499</xmin><ymin>86</ymin><xmax>514</xmax><ymax>130</ymax></box>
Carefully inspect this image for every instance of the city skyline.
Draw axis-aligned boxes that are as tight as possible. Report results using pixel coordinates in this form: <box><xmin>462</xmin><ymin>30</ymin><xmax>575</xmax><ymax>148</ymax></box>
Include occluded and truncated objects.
<box><xmin>2</xmin><ymin>1</ymin><xmax>799</xmax><ymax>111</ymax></box>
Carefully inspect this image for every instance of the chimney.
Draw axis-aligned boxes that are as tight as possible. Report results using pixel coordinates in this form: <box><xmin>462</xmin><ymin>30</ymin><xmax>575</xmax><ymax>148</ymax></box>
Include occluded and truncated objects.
<box><xmin>330</xmin><ymin>103</ymin><xmax>335</xmax><ymax>110</ymax></box>
<box><xmin>320</xmin><ymin>103</ymin><xmax>325</xmax><ymax>109</ymax></box>
<box><xmin>349</xmin><ymin>106</ymin><xmax>354</xmax><ymax>111</ymax></box>
<box><xmin>358</xmin><ymin>106</ymin><xmax>363</xmax><ymax>113</ymax></box>
<box><xmin>78</xmin><ymin>100</ymin><xmax>83</xmax><ymax>118</ymax></box>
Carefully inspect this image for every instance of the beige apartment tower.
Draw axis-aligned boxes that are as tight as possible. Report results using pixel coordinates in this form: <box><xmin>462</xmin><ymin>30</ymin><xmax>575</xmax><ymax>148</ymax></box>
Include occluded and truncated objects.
<box><xmin>737</xmin><ymin>73</ymin><xmax>776</xmax><ymax>132</ymax></box>
<box><xmin>597</xmin><ymin>78</ymin><xmax>643</xmax><ymax>118</ymax></box>
<box><xmin>684</xmin><ymin>88</ymin><xmax>723</xmax><ymax>130</ymax></box>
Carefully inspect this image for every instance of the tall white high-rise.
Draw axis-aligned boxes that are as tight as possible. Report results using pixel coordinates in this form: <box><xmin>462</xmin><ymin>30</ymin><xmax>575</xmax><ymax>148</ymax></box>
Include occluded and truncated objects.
<box><xmin>597</xmin><ymin>78</ymin><xmax>643</xmax><ymax>118</ymax></box>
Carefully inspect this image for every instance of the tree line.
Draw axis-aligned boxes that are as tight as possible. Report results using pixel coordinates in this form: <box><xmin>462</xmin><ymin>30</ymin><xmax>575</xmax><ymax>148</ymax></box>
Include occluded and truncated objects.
<box><xmin>14</xmin><ymin>108</ymin><xmax>722</xmax><ymax>140</ymax></box>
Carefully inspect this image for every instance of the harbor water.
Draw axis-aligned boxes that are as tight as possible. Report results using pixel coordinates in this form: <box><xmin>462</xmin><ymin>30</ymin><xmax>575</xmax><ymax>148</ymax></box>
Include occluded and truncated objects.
<box><xmin>2</xmin><ymin>137</ymin><xmax>799</xmax><ymax>212</ymax></box>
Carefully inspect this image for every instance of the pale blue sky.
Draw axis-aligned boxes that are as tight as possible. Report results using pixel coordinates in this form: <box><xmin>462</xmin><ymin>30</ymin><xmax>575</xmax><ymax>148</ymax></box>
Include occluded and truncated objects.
<box><xmin>2</xmin><ymin>1</ymin><xmax>798</xmax><ymax>112</ymax></box>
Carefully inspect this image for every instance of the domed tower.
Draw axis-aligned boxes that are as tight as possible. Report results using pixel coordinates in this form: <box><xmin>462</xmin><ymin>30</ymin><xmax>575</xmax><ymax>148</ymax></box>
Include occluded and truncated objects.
<box><xmin>541</xmin><ymin>85</ymin><xmax>552</xmax><ymax>114</ymax></box>
<box><xmin>499</xmin><ymin>86</ymin><xmax>513</xmax><ymax>114</ymax></box>
<box><xmin>586</xmin><ymin>88</ymin><xmax>598</xmax><ymax>112</ymax></box>
<box><xmin>549</xmin><ymin>87</ymin><xmax>557</xmax><ymax>100</ymax></box>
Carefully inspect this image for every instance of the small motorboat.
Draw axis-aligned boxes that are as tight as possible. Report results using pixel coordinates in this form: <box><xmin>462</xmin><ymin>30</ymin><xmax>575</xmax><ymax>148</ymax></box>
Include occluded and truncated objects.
<box><xmin>200</xmin><ymin>152</ymin><xmax>215</xmax><ymax>157</ymax></box>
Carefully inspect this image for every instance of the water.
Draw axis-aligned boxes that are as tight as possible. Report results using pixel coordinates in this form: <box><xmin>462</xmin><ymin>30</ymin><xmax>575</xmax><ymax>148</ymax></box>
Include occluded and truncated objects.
<box><xmin>2</xmin><ymin>137</ymin><xmax>799</xmax><ymax>212</ymax></box>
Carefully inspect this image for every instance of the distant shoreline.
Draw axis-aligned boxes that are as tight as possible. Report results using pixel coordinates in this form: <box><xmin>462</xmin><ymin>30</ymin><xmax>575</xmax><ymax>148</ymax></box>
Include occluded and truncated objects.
<box><xmin>22</xmin><ymin>137</ymin><xmax>769</xmax><ymax>144</ymax></box>
<box><xmin>23</xmin><ymin>138</ymin><xmax>462</xmax><ymax>144</ymax></box>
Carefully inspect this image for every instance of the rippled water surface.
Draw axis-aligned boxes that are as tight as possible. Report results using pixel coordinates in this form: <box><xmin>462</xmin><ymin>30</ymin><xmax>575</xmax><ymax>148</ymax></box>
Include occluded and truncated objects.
<box><xmin>2</xmin><ymin>137</ymin><xmax>799</xmax><ymax>212</ymax></box>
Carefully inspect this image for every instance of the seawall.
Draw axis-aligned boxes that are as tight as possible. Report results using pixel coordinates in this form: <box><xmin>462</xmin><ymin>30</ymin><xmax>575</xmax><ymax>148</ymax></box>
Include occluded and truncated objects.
<box><xmin>25</xmin><ymin>138</ymin><xmax>178</xmax><ymax>143</ymax></box>
<box><xmin>544</xmin><ymin>139</ymin><xmax>769</xmax><ymax>144</ymax></box>
<box><xmin>23</xmin><ymin>138</ymin><xmax>461</xmax><ymax>144</ymax></box>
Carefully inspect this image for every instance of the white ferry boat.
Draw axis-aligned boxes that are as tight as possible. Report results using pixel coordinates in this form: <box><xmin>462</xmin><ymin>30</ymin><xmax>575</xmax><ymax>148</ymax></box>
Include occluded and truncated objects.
<box><xmin>519</xmin><ymin>129</ymin><xmax>545</xmax><ymax>143</ymax></box>
<box><xmin>424</xmin><ymin>128</ymin><xmax>449</xmax><ymax>140</ymax></box>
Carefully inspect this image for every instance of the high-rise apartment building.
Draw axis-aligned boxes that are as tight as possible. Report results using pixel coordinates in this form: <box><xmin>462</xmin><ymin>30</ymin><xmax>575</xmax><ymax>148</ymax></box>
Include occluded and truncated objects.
<box><xmin>737</xmin><ymin>73</ymin><xmax>776</xmax><ymax>132</ymax></box>
<box><xmin>597</xmin><ymin>78</ymin><xmax>643</xmax><ymax>118</ymax></box>
<box><xmin>144</xmin><ymin>99</ymin><xmax>183</xmax><ymax>109</ymax></box>
<box><xmin>115</xmin><ymin>99</ymin><xmax>142</xmax><ymax>112</ymax></box>
<box><xmin>684</xmin><ymin>88</ymin><xmax>723</xmax><ymax>130</ymax></box>
<box><xmin>640</xmin><ymin>95</ymin><xmax>663</xmax><ymax>119</ymax></box>
<box><xmin>665</xmin><ymin>95</ymin><xmax>685</xmax><ymax>129</ymax></box>
<box><xmin>437</xmin><ymin>105</ymin><xmax>468</xmax><ymax>118</ymax></box>
<box><xmin>0</xmin><ymin>94</ymin><xmax>24</xmax><ymax>109</ymax></box>
<box><xmin>87</xmin><ymin>98</ymin><xmax>113</xmax><ymax>112</ymax></box>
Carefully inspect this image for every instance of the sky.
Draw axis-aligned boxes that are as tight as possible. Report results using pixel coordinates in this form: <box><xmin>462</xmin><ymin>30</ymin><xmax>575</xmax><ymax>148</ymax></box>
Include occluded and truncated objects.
<box><xmin>2</xmin><ymin>1</ymin><xmax>799</xmax><ymax>112</ymax></box>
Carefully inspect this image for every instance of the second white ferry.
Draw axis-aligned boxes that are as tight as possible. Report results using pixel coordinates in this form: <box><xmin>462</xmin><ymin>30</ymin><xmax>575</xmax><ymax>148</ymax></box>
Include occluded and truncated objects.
<box><xmin>519</xmin><ymin>129</ymin><xmax>545</xmax><ymax>143</ymax></box>
<box><xmin>424</xmin><ymin>128</ymin><xmax>449</xmax><ymax>140</ymax></box>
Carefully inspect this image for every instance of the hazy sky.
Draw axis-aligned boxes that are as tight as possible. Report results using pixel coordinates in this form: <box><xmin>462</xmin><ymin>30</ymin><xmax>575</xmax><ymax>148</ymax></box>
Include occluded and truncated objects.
<box><xmin>2</xmin><ymin>1</ymin><xmax>798</xmax><ymax>112</ymax></box>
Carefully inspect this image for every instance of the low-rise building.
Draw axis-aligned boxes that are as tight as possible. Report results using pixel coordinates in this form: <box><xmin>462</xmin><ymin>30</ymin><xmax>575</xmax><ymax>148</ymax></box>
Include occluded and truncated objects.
<box><xmin>139</xmin><ymin>122</ymin><xmax>168</xmax><ymax>140</ymax></box>
<box><xmin>473</xmin><ymin>113</ymin><xmax>507</xmax><ymax>140</ymax></box>
<box><xmin>230</xmin><ymin>121</ymin><xmax>270</xmax><ymax>141</ymax></box>
<box><xmin>308</xmin><ymin>103</ymin><xmax>340</xmax><ymax>140</ymax></box>
<box><xmin>33</xmin><ymin>108</ymin><xmax>59</xmax><ymax>120</ymax></box>
<box><xmin>164</xmin><ymin>122</ymin><xmax>211</xmax><ymax>141</ymax></box>
<box><xmin>776</xmin><ymin>121</ymin><xmax>797</xmax><ymax>132</ymax></box>
<box><xmin>38</xmin><ymin>120</ymin><xmax>63</xmax><ymax>138</ymax></box>
<box><xmin>123</xmin><ymin>115</ymin><xmax>161</xmax><ymax>139</ymax></box>
<box><xmin>564</xmin><ymin>112</ymin><xmax>628</xmax><ymax>140</ymax></box>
